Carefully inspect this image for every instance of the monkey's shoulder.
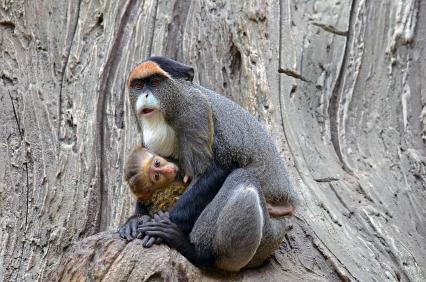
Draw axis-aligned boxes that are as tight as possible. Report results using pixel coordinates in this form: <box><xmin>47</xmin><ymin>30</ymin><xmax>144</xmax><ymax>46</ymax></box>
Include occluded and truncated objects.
<box><xmin>196</xmin><ymin>85</ymin><xmax>277</xmax><ymax>153</ymax></box>
<box><xmin>196</xmin><ymin>85</ymin><xmax>268</xmax><ymax>132</ymax></box>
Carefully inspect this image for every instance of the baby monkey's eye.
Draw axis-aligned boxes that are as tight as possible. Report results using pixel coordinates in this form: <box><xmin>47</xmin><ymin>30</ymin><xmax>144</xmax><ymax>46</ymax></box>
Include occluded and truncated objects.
<box><xmin>154</xmin><ymin>173</ymin><xmax>160</xmax><ymax>181</ymax></box>
<box><xmin>154</xmin><ymin>159</ymin><xmax>161</xmax><ymax>167</ymax></box>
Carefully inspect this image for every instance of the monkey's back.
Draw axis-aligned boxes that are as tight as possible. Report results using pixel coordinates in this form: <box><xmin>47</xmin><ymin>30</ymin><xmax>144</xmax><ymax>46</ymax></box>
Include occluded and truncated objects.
<box><xmin>192</xmin><ymin>85</ymin><xmax>296</xmax><ymax>268</ymax></box>
<box><xmin>195</xmin><ymin>85</ymin><xmax>296</xmax><ymax>205</ymax></box>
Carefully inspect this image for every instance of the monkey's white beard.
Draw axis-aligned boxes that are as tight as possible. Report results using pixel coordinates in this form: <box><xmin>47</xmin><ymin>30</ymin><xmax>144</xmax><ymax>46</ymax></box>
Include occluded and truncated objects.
<box><xmin>141</xmin><ymin>112</ymin><xmax>179</xmax><ymax>158</ymax></box>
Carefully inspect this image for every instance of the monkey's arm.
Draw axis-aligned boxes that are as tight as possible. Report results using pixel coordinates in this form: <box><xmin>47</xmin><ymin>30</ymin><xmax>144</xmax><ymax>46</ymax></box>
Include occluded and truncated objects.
<box><xmin>118</xmin><ymin>201</ymin><xmax>151</xmax><ymax>241</ymax></box>
<box><xmin>169</xmin><ymin>162</ymin><xmax>230</xmax><ymax>235</ymax></box>
<box><xmin>139</xmin><ymin>214</ymin><xmax>215</xmax><ymax>267</ymax></box>
<box><xmin>174</xmin><ymin>90</ymin><xmax>214</xmax><ymax>178</ymax></box>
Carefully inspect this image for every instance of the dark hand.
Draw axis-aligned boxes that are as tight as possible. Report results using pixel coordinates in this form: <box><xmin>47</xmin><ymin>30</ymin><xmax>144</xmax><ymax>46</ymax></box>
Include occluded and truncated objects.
<box><xmin>138</xmin><ymin>211</ymin><xmax>168</xmax><ymax>248</ymax></box>
<box><xmin>139</xmin><ymin>211</ymin><xmax>215</xmax><ymax>267</ymax></box>
<box><xmin>118</xmin><ymin>214</ymin><xmax>151</xmax><ymax>241</ymax></box>
<box><xmin>138</xmin><ymin>211</ymin><xmax>189</xmax><ymax>251</ymax></box>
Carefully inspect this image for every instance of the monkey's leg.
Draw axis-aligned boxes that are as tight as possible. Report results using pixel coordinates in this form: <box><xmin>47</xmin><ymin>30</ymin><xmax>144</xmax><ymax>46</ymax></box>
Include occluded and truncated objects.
<box><xmin>190</xmin><ymin>169</ymin><xmax>265</xmax><ymax>272</ymax></box>
<box><xmin>168</xmin><ymin>161</ymin><xmax>230</xmax><ymax>235</ymax></box>
<box><xmin>118</xmin><ymin>201</ymin><xmax>150</xmax><ymax>241</ymax></box>
<box><xmin>212</xmin><ymin>184</ymin><xmax>264</xmax><ymax>271</ymax></box>
<box><xmin>245</xmin><ymin>215</ymin><xmax>290</xmax><ymax>268</ymax></box>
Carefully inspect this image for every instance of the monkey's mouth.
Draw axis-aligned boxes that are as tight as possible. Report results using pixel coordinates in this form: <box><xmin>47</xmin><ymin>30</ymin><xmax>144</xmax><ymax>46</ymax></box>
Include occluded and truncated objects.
<box><xmin>140</xmin><ymin>108</ymin><xmax>156</xmax><ymax>116</ymax></box>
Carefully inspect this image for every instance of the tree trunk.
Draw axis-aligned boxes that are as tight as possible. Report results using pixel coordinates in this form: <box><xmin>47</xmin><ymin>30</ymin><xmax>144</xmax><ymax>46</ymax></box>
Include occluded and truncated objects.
<box><xmin>1</xmin><ymin>0</ymin><xmax>425</xmax><ymax>281</ymax></box>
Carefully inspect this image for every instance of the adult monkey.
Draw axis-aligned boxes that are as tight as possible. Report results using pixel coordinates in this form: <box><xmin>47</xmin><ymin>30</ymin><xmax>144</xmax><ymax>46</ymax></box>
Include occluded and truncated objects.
<box><xmin>126</xmin><ymin>56</ymin><xmax>296</xmax><ymax>271</ymax></box>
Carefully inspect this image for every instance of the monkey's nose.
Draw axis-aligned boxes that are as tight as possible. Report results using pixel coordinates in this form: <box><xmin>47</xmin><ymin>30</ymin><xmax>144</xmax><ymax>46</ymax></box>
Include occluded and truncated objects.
<box><xmin>160</xmin><ymin>165</ymin><xmax>177</xmax><ymax>175</ymax></box>
<box><xmin>145</xmin><ymin>93</ymin><xmax>149</xmax><ymax>98</ymax></box>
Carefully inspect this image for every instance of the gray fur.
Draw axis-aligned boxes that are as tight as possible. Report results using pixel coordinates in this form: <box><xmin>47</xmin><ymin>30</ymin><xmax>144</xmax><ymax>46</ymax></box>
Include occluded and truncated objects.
<box><xmin>190</xmin><ymin>169</ymin><xmax>264</xmax><ymax>271</ymax></box>
<box><xmin>189</xmin><ymin>169</ymin><xmax>288</xmax><ymax>270</ymax></box>
<box><xmin>129</xmin><ymin>60</ymin><xmax>296</xmax><ymax>270</ymax></box>
<box><xmin>144</xmin><ymin>77</ymin><xmax>297</xmax><ymax>206</ymax></box>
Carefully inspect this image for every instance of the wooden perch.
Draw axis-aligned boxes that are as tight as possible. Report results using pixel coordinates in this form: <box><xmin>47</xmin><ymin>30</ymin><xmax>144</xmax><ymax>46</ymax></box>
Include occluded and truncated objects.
<box><xmin>49</xmin><ymin>218</ymin><xmax>347</xmax><ymax>281</ymax></box>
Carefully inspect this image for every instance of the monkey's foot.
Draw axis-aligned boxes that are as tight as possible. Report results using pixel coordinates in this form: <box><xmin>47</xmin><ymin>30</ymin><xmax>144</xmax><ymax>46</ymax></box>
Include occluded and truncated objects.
<box><xmin>118</xmin><ymin>215</ymin><xmax>151</xmax><ymax>241</ymax></box>
<box><xmin>266</xmin><ymin>203</ymin><xmax>294</xmax><ymax>218</ymax></box>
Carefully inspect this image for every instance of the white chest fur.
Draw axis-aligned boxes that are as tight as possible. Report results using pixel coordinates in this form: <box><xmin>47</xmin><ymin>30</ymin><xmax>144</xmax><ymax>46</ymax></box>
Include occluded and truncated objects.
<box><xmin>141</xmin><ymin>112</ymin><xmax>179</xmax><ymax>158</ymax></box>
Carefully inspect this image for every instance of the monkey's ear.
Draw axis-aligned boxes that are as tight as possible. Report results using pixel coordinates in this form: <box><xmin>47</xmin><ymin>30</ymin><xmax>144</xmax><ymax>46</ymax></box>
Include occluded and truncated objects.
<box><xmin>185</xmin><ymin>67</ymin><xmax>194</xmax><ymax>82</ymax></box>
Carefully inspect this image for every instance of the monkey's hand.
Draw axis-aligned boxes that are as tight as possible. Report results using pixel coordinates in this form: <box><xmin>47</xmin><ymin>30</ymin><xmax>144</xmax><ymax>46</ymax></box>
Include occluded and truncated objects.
<box><xmin>138</xmin><ymin>212</ymin><xmax>189</xmax><ymax>252</ymax></box>
<box><xmin>138</xmin><ymin>213</ymin><xmax>215</xmax><ymax>267</ymax></box>
<box><xmin>137</xmin><ymin>212</ymin><xmax>167</xmax><ymax>248</ymax></box>
<box><xmin>119</xmin><ymin>214</ymin><xmax>151</xmax><ymax>241</ymax></box>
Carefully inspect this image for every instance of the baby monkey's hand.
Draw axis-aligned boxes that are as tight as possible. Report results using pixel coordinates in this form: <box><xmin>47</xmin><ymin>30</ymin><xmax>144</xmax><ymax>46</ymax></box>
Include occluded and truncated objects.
<box><xmin>183</xmin><ymin>175</ymin><xmax>190</xmax><ymax>184</ymax></box>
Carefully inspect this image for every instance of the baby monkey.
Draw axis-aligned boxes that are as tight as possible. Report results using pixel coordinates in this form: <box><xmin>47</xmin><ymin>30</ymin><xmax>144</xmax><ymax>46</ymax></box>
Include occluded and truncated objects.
<box><xmin>121</xmin><ymin>146</ymin><xmax>189</xmax><ymax>246</ymax></box>
<box><xmin>124</xmin><ymin>146</ymin><xmax>189</xmax><ymax>214</ymax></box>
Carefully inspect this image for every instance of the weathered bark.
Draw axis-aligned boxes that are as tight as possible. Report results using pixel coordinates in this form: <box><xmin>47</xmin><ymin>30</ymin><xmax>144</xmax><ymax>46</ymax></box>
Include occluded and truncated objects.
<box><xmin>0</xmin><ymin>0</ymin><xmax>425</xmax><ymax>281</ymax></box>
<box><xmin>49</xmin><ymin>221</ymin><xmax>342</xmax><ymax>282</ymax></box>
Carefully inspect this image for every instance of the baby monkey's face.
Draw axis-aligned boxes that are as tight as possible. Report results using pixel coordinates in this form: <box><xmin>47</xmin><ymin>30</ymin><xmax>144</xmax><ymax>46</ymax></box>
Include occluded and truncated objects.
<box><xmin>124</xmin><ymin>146</ymin><xmax>178</xmax><ymax>201</ymax></box>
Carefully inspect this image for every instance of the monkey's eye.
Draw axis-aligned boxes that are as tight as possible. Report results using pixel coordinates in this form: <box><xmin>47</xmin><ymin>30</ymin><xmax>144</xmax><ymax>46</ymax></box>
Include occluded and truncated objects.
<box><xmin>154</xmin><ymin>159</ymin><xmax>160</xmax><ymax>167</ymax></box>
<box><xmin>154</xmin><ymin>173</ymin><xmax>160</xmax><ymax>181</ymax></box>
<box><xmin>131</xmin><ymin>80</ymin><xmax>144</xmax><ymax>90</ymax></box>
<box><xmin>150</xmin><ymin>77</ymin><xmax>161</xmax><ymax>87</ymax></box>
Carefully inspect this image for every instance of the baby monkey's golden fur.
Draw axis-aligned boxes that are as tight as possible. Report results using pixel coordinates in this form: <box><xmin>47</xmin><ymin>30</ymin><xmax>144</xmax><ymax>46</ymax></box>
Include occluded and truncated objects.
<box><xmin>124</xmin><ymin>146</ymin><xmax>188</xmax><ymax>214</ymax></box>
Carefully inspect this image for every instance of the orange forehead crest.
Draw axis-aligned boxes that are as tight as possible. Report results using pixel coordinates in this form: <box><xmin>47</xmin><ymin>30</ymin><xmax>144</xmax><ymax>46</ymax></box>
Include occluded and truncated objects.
<box><xmin>128</xmin><ymin>61</ymin><xmax>171</xmax><ymax>86</ymax></box>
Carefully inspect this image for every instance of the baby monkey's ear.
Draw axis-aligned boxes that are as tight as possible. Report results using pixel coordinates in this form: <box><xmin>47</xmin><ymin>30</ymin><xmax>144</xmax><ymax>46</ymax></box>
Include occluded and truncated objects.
<box><xmin>124</xmin><ymin>146</ymin><xmax>152</xmax><ymax>184</ymax></box>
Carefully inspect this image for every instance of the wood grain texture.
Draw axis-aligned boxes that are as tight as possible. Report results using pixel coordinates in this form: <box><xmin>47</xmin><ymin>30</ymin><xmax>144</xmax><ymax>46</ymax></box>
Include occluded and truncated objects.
<box><xmin>1</xmin><ymin>0</ymin><xmax>425</xmax><ymax>281</ymax></box>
